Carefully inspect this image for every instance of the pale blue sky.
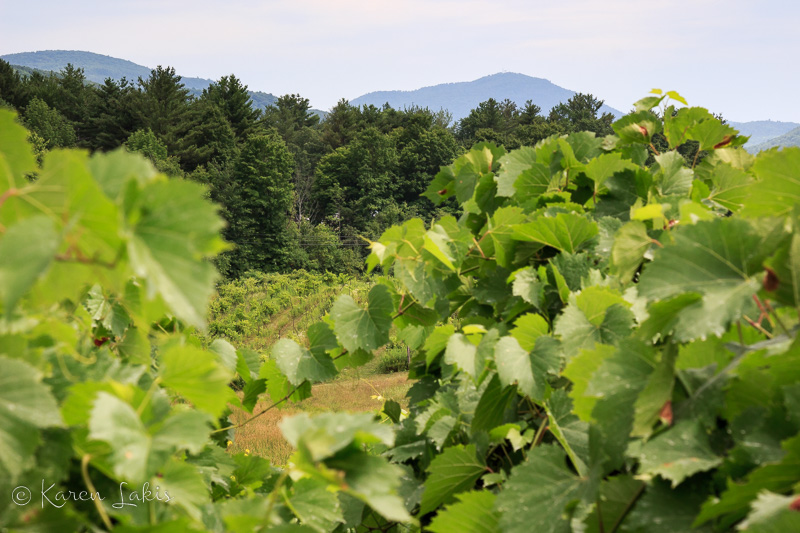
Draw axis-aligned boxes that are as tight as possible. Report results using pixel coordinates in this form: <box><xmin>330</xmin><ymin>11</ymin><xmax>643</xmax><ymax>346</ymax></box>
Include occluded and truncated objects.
<box><xmin>1</xmin><ymin>0</ymin><xmax>798</xmax><ymax>122</ymax></box>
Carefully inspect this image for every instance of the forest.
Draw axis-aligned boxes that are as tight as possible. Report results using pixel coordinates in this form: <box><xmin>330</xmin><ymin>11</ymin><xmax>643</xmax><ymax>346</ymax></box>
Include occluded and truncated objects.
<box><xmin>0</xmin><ymin>60</ymin><xmax>617</xmax><ymax>278</ymax></box>
<box><xmin>3</xmin><ymin>57</ymin><xmax>800</xmax><ymax>533</ymax></box>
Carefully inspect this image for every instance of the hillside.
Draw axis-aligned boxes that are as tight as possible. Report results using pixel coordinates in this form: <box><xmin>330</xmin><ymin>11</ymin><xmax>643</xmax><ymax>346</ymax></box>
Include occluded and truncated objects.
<box><xmin>351</xmin><ymin>72</ymin><xmax>624</xmax><ymax>121</ymax></box>
<box><xmin>1</xmin><ymin>50</ymin><xmax>280</xmax><ymax>109</ymax></box>
<box><xmin>747</xmin><ymin>125</ymin><xmax>800</xmax><ymax>153</ymax></box>
<box><xmin>729</xmin><ymin>119</ymin><xmax>800</xmax><ymax>147</ymax></box>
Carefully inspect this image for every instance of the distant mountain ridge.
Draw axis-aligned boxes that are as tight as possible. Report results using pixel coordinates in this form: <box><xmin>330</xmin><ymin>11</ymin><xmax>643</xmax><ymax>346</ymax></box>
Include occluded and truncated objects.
<box><xmin>1</xmin><ymin>50</ymin><xmax>282</xmax><ymax>110</ymax></box>
<box><xmin>746</xmin><ymin>126</ymin><xmax>800</xmax><ymax>153</ymax></box>
<box><xmin>728</xmin><ymin>120</ymin><xmax>800</xmax><ymax>148</ymax></box>
<box><xmin>351</xmin><ymin>72</ymin><xmax>625</xmax><ymax>122</ymax></box>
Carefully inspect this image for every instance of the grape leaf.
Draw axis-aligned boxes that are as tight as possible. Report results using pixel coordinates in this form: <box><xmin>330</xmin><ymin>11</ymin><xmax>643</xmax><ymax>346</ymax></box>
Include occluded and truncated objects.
<box><xmin>419</xmin><ymin>444</ymin><xmax>485</xmax><ymax>515</ymax></box>
<box><xmin>743</xmin><ymin>147</ymin><xmax>800</xmax><ymax>217</ymax></box>
<box><xmin>159</xmin><ymin>345</ymin><xmax>236</xmax><ymax>417</ymax></box>
<box><xmin>0</xmin><ymin>215</ymin><xmax>60</xmax><ymax>315</ymax></box>
<box><xmin>495</xmin><ymin>444</ymin><xmax>592</xmax><ymax>533</ymax></box>
<box><xmin>127</xmin><ymin>178</ymin><xmax>226</xmax><ymax>329</ymax></box>
<box><xmin>629</xmin><ymin>420</ymin><xmax>722</xmax><ymax>487</ymax></box>
<box><xmin>638</xmin><ymin>218</ymin><xmax>769</xmax><ymax>340</ymax></box>
<box><xmin>513</xmin><ymin>213</ymin><xmax>598</xmax><ymax>254</ymax></box>
<box><xmin>272</xmin><ymin>338</ymin><xmax>337</xmax><ymax>385</ymax></box>
<box><xmin>428</xmin><ymin>491</ymin><xmax>500</xmax><ymax>533</ymax></box>
<box><xmin>0</xmin><ymin>356</ymin><xmax>62</xmax><ymax>482</ymax></box>
<box><xmin>331</xmin><ymin>284</ymin><xmax>393</xmax><ymax>353</ymax></box>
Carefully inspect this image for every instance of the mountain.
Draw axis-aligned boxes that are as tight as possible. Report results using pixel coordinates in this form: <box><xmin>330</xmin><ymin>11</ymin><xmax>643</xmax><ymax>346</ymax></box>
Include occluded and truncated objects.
<box><xmin>728</xmin><ymin>120</ymin><xmax>800</xmax><ymax>147</ymax></box>
<box><xmin>1</xmin><ymin>50</ymin><xmax>281</xmax><ymax>109</ymax></box>
<box><xmin>747</xmin><ymin>126</ymin><xmax>800</xmax><ymax>153</ymax></box>
<box><xmin>350</xmin><ymin>72</ymin><xmax>624</xmax><ymax>122</ymax></box>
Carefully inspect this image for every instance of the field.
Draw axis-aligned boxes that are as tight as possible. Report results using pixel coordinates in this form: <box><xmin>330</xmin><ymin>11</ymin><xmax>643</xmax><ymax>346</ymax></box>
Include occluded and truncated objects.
<box><xmin>206</xmin><ymin>270</ymin><xmax>413</xmax><ymax>465</ymax></box>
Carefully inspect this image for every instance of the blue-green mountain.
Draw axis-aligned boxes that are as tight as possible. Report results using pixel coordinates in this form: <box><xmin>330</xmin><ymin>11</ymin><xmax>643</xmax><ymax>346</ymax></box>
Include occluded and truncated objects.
<box><xmin>350</xmin><ymin>72</ymin><xmax>625</xmax><ymax>121</ymax></box>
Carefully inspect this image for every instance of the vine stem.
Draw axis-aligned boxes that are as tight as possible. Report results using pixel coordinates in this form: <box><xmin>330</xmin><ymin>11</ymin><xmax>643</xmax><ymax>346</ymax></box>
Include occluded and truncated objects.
<box><xmin>81</xmin><ymin>455</ymin><xmax>114</xmax><ymax>531</ymax></box>
<box><xmin>211</xmin><ymin>388</ymin><xmax>296</xmax><ymax>435</ymax></box>
<box><xmin>608</xmin><ymin>482</ymin><xmax>646</xmax><ymax>533</ymax></box>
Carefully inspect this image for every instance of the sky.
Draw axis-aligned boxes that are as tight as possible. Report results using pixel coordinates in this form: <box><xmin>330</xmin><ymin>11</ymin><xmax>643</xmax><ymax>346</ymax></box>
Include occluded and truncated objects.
<box><xmin>1</xmin><ymin>0</ymin><xmax>798</xmax><ymax>122</ymax></box>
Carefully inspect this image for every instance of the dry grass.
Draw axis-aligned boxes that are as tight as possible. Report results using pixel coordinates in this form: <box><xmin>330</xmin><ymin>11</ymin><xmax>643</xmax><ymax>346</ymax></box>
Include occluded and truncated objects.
<box><xmin>228</xmin><ymin>371</ymin><xmax>412</xmax><ymax>466</ymax></box>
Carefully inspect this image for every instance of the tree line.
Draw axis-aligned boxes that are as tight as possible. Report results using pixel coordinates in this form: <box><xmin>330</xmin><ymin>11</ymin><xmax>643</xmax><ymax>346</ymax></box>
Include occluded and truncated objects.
<box><xmin>0</xmin><ymin>60</ymin><xmax>616</xmax><ymax>278</ymax></box>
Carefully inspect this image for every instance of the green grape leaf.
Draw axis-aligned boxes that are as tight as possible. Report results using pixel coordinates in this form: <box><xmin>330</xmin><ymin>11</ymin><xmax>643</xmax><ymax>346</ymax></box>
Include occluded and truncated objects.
<box><xmin>610</xmin><ymin>221</ymin><xmax>651</xmax><ymax>284</ymax></box>
<box><xmin>584</xmin><ymin>153</ymin><xmax>638</xmax><ymax>196</ymax></box>
<box><xmin>510</xmin><ymin>267</ymin><xmax>545</xmax><ymax>309</ymax></box>
<box><xmin>687</xmin><ymin>118</ymin><xmax>738</xmax><ymax>151</ymax></box>
<box><xmin>631</xmin><ymin>346</ymin><xmax>677</xmax><ymax>438</ymax></box>
<box><xmin>280</xmin><ymin>412</ymin><xmax>394</xmax><ymax>462</ymax></box>
<box><xmin>272</xmin><ymin>338</ymin><xmax>337</xmax><ymax>386</ymax></box>
<box><xmin>88</xmin><ymin>392</ymin><xmax>150</xmax><ymax>481</ymax></box>
<box><xmin>695</xmin><ymin>436</ymin><xmax>800</xmax><ymax>527</ymax></box>
<box><xmin>705</xmin><ymin>162</ymin><xmax>754</xmax><ymax>212</ymax></box>
<box><xmin>562</xmin><ymin>344</ymin><xmax>617</xmax><ymax>421</ymax></box>
<box><xmin>445</xmin><ymin>333</ymin><xmax>479</xmax><ymax>378</ymax></box>
<box><xmin>545</xmin><ymin>390</ymin><xmax>590</xmax><ymax>477</ymax></box>
<box><xmin>486</xmin><ymin>206</ymin><xmax>527</xmax><ymax>268</ymax></box>
<box><xmin>653</xmin><ymin>151</ymin><xmax>694</xmax><ymax>197</ymax></box>
<box><xmin>582</xmin><ymin>475</ymin><xmax>644</xmax><ymax>533</ymax></box>
<box><xmin>155</xmin><ymin>458</ymin><xmax>209</xmax><ymax>522</ymax></box>
<box><xmin>127</xmin><ymin>178</ymin><xmax>226</xmax><ymax>329</ymax></box>
<box><xmin>638</xmin><ymin>218</ymin><xmax>768</xmax><ymax>340</ymax></box>
<box><xmin>325</xmin><ymin>449</ymin><xmax>411</xmax><ymax>522</ymax></box>
<box><xmin>287</xmin><ymin>478</ymin><xmax>344</xmax><ymax>532</ymax></box>
<box><xmin>0</xmin><ymin>109</ymin><xmax>37</xmax><ymax>182</ymax></box>
<box><xmin>629</xmin><ymin>420</ymin><xmax>722</xmax><ymax>487</ymax></box>
<box><xmin>582</xmin><ymin>340</ymin><xmax>655</xmax><ymax>467</ymax></box>
<box><xmin>510</xmin><ymin>312</ymin><xmax>549</xmax><ymax>352</ymax></box>
<box><xmin>331</xmin><ymin>284</ymin><xmax>392</xmax><ymax>353</ymax></box>
<box><xmin>159</xmin><ymin>345</ymin><xmax>236</xmax><ymax>417</ymax></box>
<box><xmin>428</xmin><ymin>491</ymin><xmax>500</xmax><ymax>533</ymax></box>
<box><xmin>0</xmin><ymin>356</ymin><xmax>63</xmax><ymax>482</ymax></box>
<box><xmin>554</xmin><ymin>286</ymin><xmax>634</xmax><ymax>358</ymax></box>
<box><xmin>240</xmin><ymin>379</ymin><xmax>267</xmax><ymax>413</ymax></box>
<box><xmin>260</xmin><ymin>358</ymin><xmax>310</xmax><ymax>404</ymax></box>
<box><xmin>472</xmin><ymin>374</ymin><xmax>517</xmax><ymax>434</ymax></box>
<box><xmin>419</xmin><ymin>444</ymin><xmax>485</xmax><ymax>515</ymax></box>
<box><xmin>624</xmin><ymin>479</ymin><xmax>714</xmax><ymax>533</ymax></box>
<box><xmin>743</xmin><ymin>147</ymin><xmax>800</xmax><ymax>217</ymax></box>
<box><xmin>423</xmin><ymin>224</ymin><xmax>457</xmax><ymax>271</ymax></box>
<box><xmin>0</xmin><ymin>215</ymin><xmax>60</xmax><ymax>315</ymax></box>
<box><xmin>152</xmin><ymin>410</ymin><xmax>213</xmax><ymax>456</ymax></box>
<box><xmin>737</xmin><ymin>491</ymin><xmax>800</xmax><ymax>533</ymax></box>
<box><xmin>235</xmin><ymin>348</ymin><xmax>262</xmax><ymax>383</ymax></box>
<box><xmin>497</xmin><ymin>147</ymin><xmax>537</xmax><ymax>197</ymax></box>
<box><xmin>495</xmin><ymin>444</ymin><xmax>592</xmax><ymax>533</ymax></box>
<box><xmin>513</xmin><ymin>213</ymin><xmax>598</xmax><ymax>254</ymax></box>
<box><xmin>495</xmin><ymin>335</ymin><xmax>559</xmax><ymax>403</ymax></box>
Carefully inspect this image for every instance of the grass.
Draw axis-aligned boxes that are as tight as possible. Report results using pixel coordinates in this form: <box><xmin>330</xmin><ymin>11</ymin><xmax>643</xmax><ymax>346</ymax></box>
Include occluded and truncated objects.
<box><xmin>227</xmin><ymin>368</ymin><xmax>412</xmax><ymax>466</ymax></box>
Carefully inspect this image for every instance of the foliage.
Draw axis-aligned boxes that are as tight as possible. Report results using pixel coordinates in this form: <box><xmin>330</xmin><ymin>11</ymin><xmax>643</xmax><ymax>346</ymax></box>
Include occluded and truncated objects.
<box><xmin>21</xmin><ymin>97</ymin><xmax>76</xmax><ymax>149</ymax></box>
<box><xmin>377</xmin><ymin>341</ymin><xmax>411</xmax><ymax>374</ymax></box>
<box><xmin>5</xmin><ymin>83</ymin><xmax>800</xmax><ymax>532</ymax></box>
<box><xmin>207</xmin><ymin>270</ymin><xmax>369</xmax><ymax>351</ymax></box>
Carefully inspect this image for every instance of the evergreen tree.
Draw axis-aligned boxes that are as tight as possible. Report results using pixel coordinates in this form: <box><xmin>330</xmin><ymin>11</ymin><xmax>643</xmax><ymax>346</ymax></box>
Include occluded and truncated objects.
<box><xmin>202</xmin><ymin>75</ymin><xmax>261</xmax><ymax>140</ymax></box>
<box><xmin>175</xmin><ymin>99</ymin><xmax>236</xmax><ymax>170</ymax></box>
<box><xmin>214</xmin><ymin>132</ymin><xmax>295</xmax><ymax>276</ymax></box>
<box><xmin>0</xmin><ymin>60</ymin><xmax>26</xmax><ymax>109</ymax></box>
<box><xmin>83</xmin><ymin>78</ymin><xmax>141</xmax><ymax>152</ymax></box>
<box><xmin>137</xmin><ymin>66</ymin><xmax>191</xmax><ymax>154</ymax></box>
<box><xmin>548</xmin><ymin>92</ymin><xmax>614</xmax><ymax>136</ymax></box>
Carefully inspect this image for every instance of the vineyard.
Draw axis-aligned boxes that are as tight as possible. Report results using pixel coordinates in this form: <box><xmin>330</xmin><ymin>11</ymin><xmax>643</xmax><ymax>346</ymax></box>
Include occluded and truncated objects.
<box><xmin>2</xmin><ymin>87</ymin><xmax>800</xmax><ymax>532</ymax></box>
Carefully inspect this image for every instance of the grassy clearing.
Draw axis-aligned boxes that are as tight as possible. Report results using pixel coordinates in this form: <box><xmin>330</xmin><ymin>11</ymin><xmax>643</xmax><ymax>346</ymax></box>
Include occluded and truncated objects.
<box><xmin>228</xmin><ymin>370</ymin><xmax>412</xmax><ymax>466</ymax></box>
<box><xmin>207</xmin><ymin>270</ymin><xmax>372</xmax><ymax>352</ymax></box>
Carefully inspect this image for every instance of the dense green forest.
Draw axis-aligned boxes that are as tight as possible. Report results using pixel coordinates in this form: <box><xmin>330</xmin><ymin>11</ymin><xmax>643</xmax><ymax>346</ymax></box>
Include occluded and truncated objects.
<box><xmin>0</xmin><ymin>60</ymin><xmax>618</xmax><ymax>278</ymax></box>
